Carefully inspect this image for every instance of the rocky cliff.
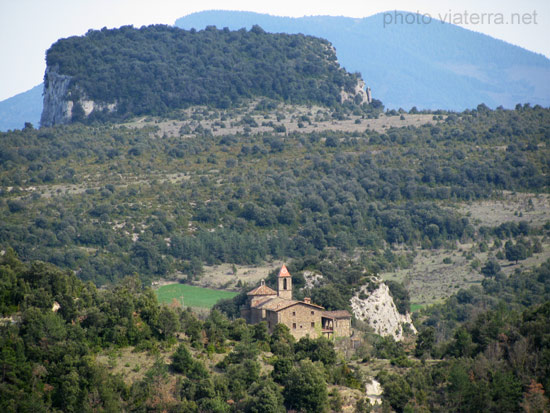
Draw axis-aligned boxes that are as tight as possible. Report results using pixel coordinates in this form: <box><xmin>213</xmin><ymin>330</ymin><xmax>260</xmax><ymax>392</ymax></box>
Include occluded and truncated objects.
<box><xmin>41</xmin><ymin>67</ymin><xmax>116</xmax><ymax>127</ymax></box>
<box><xmin>351</xmin><ymin>280</ymin><xmax>417</xmax><ymax>341</ymax></box>
<box><xmin>40</xmin><ymin>67</ymin><xmax>73</xmax><ymax>127</ymax></box>
<box><xmin>340</xmin><ymin>79</ymin><xmax>371</xmax><ymax>105</ymax></box>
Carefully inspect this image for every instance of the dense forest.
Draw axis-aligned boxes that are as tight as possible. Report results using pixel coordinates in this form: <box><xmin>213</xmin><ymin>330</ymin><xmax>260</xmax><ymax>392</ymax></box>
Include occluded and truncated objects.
<box><xmin>0</xmin><ymin>251</ymin><xmax>355</xmax><ymax>412</ymax></box>
<box><xmin>1</xmin><ymin>103</ymin><xmax>548</xmax><ymax>289</ymax></box>
<box><xmin>45</xmin><ymin>24</ymin><xmax>364</xmax><ymax>123</ymax></box>
<box><xmin>1</xmin><ymin>249</ymin><xmax>549</xmax><ymax>411</ymax></box>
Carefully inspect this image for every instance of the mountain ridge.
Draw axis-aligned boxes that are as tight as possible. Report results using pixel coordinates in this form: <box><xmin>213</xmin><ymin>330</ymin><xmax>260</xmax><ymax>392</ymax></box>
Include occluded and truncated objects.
<box><xmin>2</xmin><ymin>10</ymin><xmax>549</xmax><ymax>131</ymax></box>
<box><xmin>0</xmin><ymin>84</ymin><xmax>42</xmax><ymax>131</ymax></box>
<box><xmin>176</xmin><ymin>10</ymin><xmax>550</xmax><ymax>110</ymax></box>
<box><xmin>40</xmin><ymin>24</ymin><xmax>370</xmax><ymax>127</ymax></box>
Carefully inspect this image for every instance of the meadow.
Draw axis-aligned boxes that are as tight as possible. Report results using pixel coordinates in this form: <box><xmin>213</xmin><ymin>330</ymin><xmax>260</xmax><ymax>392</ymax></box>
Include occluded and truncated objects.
<box><xmin>155</xmin><ymin>283</ymin><xmax>238</xmax><ymax>308</ymax></box>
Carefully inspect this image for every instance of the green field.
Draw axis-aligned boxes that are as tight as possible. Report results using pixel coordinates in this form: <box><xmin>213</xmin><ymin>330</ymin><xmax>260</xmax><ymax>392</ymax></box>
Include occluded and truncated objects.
<box><xmin>155</xmin><ymin>283</ymin><xmax>238</xmax><ymax>308</ymax></box>
<box><xmin>410</xmin><ymin>303</ymin><xmax>426</xmax><ymax>313</ymax></box>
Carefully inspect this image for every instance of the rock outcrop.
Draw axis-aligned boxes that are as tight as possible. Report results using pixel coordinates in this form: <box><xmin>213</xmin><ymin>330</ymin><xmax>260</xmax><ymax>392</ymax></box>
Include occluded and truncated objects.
<box><xmin>365</xmin><ymin>379</ymin><xmax>383</xmax><ymax>405</ymax></box>
<box><xmin>40</xmin><ymin>68</ymin><xmax>73</xmax><ymax>127</ymax></box>
<box><xmin>351</xmin><ymin>281</ymin><xmax>416</xmax><ymax>340</ymax></box>
<box><xmin>301</xmin><ymin>270</ymin><xmax>324</xmax><ymax>291</ymax></box>
<box><xmin>41</xmin><ymin>67</ymin><xmax>117</xmax><ymax>127</ymax></box>
<box><xmin>340</xmin><ymin>79</ymin><xmax>372</xmax><ymax>105</ymax></box>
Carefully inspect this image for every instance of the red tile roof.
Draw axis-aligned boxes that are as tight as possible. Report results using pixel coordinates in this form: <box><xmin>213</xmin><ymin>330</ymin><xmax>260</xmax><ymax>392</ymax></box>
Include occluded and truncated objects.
<box><xmin>278</xmin><ymin>264</ymin><xmax>291</xmax><ymax>278</ymax></box>
<box><xmin>255</xmin><ymin>297</ymin><xmax>324</xmax><ymax>312</ymax></box>
<box><xmin>247</xmin><ymin>281</ymin><xmax>277</xmax><ymax>296</ymax></box>
<box><xmin>323</xmin><ymin>310</ymin><xmax>352</xmax><ymax>319</ymax></box>
<box><xmin>256</xmin><ymin>297</ymin><xmax>298</xmax><ymax>311</ymax></box>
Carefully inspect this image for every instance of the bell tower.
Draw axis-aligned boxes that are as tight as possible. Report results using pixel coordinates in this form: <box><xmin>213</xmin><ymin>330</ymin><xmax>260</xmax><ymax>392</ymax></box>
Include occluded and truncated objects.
<box><xmin>277</xmin><ymin>264</ymin><xmax>292</xmax><ymax>300</ymax></box>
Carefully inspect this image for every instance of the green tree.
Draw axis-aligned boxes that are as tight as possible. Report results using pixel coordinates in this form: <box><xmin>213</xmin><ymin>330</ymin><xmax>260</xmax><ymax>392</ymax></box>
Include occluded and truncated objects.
<box><xmin>241</xmin><ymin>378</ymin><xmax>285</xmax><ymax>413</ymax></box>
<box><xmin>283</xmin><ymin>359</ymin><xmax>328</xmax><ymax>413</ymax></box>
<box><xmin>481</xmin><ymin>259</ymin><xmax>501</xmax><ymax>277</ymax></box>
<box><xmin>415</xmin><ymin>327</ymin><xmax>435</xmax><ymax>358</ymax></box>
<box><xmin>505</xmin><ymin>241</ymin><xmax>528</xmax><ymax>264</ymax></box>
<box><xmin>270</xmin><ymin>324</ymin><xmax>295</xmax><ymax>357</ymax></box>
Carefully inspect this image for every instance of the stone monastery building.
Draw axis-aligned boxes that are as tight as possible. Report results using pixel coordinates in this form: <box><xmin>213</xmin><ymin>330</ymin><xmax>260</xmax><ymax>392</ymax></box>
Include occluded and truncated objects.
<box><xmin>241</xmin><ymin>265</ymin><xmax>351</xmax><ymax>340</ymax></box>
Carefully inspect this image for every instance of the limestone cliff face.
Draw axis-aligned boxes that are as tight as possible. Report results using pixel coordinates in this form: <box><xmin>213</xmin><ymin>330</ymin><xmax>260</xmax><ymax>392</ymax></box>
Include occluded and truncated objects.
<box><xmin>40</xmin><ymin>67</ymin><xmax>116</xmax><ymax>127</ymax></box>
<box><xmin>340</xmin><ymin>79</ymin><xmax>372</xmax><ymax>105</ymax></box>
<box><xmin>351</xmin><ymin>281</ymin><xmax>417</xmax><ymax>341</ymax></box>
<box><xmin>40</xmin><ymin>68</ymin><xmax>73</xmax><ymax>127</ymax></box>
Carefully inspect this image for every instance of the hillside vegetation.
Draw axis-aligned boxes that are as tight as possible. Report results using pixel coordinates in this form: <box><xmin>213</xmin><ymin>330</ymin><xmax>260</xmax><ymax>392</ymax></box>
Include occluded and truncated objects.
<box><xmin>1</xmin><ymin>17</ymin><xmax>550</xmax><ymax>411</ymax></box>
<box><xmin>1</xmin><ymin>102</ymin><xmax>548</xmax><ymax>312</ymax></box>
<box><xmin>44</xmin><ymin>25</ymin><xmax>365</xmax><ymax>123</ymax></box>
<box><xmin>2</xmin><ymin>248</ymin><xmax>550</xmax><ymax>411</ymax></box>
<box><xmin>177</xmin><ymin>10</ymin><xmax>550</xmax><ymax>110</ymax></box>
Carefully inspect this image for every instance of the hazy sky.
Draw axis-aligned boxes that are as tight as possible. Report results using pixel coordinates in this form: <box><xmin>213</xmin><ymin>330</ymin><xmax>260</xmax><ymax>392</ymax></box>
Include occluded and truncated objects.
<box><xmin>1</xmin><ymin>0</ymin><xmax>548</xmax><ymax>101</ymax></box>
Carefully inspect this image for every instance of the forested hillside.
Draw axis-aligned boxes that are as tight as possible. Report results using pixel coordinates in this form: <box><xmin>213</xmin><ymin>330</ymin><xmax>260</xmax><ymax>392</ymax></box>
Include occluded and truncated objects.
<box><xmin>0</xmin><ymin>251</ymin><xmax>362</xmax><ymax>411</ymax></box>
<box><xmin>1</xmin><ymin>98</ymin><xmax>549</xmax><ymax>411</ymax></box>
<box><xmin>1</xmin><ymin>13</ymin><xmax>550</xmax><ymax>411</ymax></box>
<box><xmin>1</xmin><ymin>102</ymin><xmax>548</xmax><ymax>305</ymax></box>
<box><xmin>370</xmin><ymin>259</ymin><xmax>550</xmax><ymax>412</ymax></box>
<box><xmin>43</xmin><ymin>25</ymin><xmax>365</xmax><ymax>125</ymax></box>
<box><xmin>1</xmin><ymin>248</ymin><xmax>549</xmax><ymax>411</ymax></box>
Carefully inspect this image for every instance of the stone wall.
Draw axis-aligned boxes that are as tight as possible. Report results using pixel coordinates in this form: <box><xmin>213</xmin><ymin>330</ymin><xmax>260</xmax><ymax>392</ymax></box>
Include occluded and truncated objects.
<box><xmin>266</xmin><ymin>310</ymin><xmax>279</xmax><ymax>332</ymax></box>
<box><xmin>333</xmin><ymin>318</ymin><xmax>351</xmax><ymax>338</ymax></box>
<box><xmin>277</xmin><ymin>304</ymin><xmax>322</xmax><ymax>340</ymax></box>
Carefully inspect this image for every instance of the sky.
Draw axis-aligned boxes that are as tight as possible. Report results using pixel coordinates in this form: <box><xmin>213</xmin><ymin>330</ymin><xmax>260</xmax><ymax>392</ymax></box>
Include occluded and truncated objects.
<box><xmin>0</xmin><ymin>0</ymin><xmax>548</xmax><ymax>101</ymax></box>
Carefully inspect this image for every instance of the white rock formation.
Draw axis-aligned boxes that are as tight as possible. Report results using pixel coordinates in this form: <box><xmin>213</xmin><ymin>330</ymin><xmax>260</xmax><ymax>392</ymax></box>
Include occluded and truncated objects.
<box><xmin>40</xmin><ymin>68</ymin><xmax>73</xmax><ymax>127</ymax></box>
<box><xmin>365</xmin><ymin>379</ymin><xmax>383</xmax><ymax>405</ymax></box>
<box><xmin>302</xmin><ymin>271</ymin><xmax>324</xmax><ymax>290</ymax></box>
<box><xmin>351</xmin><ymin>281</ymin><xmax>417</xmax><ymax>341</ymax></box>
<box><xmin>41</xmin><ymin>67</ymin><xmax>117</xmax><ymax>127</ymax></box>
<box><xmin>340</xmin><ymin>79</ymin><xmax>372</xmax><ymax>104</ymax></box>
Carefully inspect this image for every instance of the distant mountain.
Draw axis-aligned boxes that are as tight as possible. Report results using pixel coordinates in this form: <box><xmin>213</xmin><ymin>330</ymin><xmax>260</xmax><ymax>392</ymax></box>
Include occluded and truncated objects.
<box><xmin>0</xmin><ymin>84</ymin><xmax>42</xmax><ymax>131</ymax></box>
<box><xmin>176</xmin><ymin>10</ymin><xmax>550</xmax><ymax>110</ymax></box>
<box><xmin>40</xmin><ymin>25</ymin><xmax>370</xmax><ymax>126</ymax></box>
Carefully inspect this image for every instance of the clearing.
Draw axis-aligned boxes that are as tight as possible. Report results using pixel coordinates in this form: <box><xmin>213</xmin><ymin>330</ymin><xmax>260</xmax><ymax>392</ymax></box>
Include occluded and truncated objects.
<box><xmin>382</xmin><ymin>193</ymin><xmax>550</xmax><ymax>310</ymax></box>
<box><xmin>123</xmin><ymin>102</ymin><xmax>439</xmax><ymax>138</ymax></box>
<box><xmin>155</xmin><ymin>283</ymin><xmax>237</xmax><ymax>308</ymax></box>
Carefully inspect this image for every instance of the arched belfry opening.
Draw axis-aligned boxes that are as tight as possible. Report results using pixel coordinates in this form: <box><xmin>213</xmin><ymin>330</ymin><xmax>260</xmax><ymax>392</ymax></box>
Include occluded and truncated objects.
<box><xmin>277</xmin><ymin>264</ymin><xmax>292</xmax><ymax>300</ymax></box>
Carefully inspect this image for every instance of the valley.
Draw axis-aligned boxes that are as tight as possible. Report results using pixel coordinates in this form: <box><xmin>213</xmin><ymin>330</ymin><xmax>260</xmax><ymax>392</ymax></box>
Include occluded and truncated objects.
<box><xmin>1</xmin><ymin>22</ymin><xmax>549</xmax><ymax>413</ymax></box>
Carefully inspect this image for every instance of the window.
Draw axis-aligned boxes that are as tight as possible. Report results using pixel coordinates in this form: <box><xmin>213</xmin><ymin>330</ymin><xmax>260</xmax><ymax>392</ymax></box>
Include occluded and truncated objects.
<box><xmin>292</xmin><ymin>323</ymin><xmax>296</xmax><ymax>329</ymax></box>
<box><xmin>311</xmin><ymin>322</ymin><xmax>315</xmax><ymax>327</ymax></box>
<box><xmin>311</xmin><ymin>311</ymin><xmax>314</xmax><ymax>315</ymax></box>
<box><xmin>283</xmin><ymin>278</ymin><xmax>287</xmax><ymax>290</ymax></box>
<box><xmin>292</xmin><ymin>311</ymin><xmax>296</xmax><ymax>316</ymax></box>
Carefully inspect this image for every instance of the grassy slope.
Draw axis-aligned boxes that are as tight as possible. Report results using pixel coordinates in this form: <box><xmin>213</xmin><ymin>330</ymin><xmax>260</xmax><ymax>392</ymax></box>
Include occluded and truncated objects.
<box><xmin>155</xmin><ymin>283</ymin><xmax>237</xmax><ymax>307</ymax></box>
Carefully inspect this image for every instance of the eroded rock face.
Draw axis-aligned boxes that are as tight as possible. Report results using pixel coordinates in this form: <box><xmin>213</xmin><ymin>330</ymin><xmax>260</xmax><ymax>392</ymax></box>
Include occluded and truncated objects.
<box><xmin>340</xmin><ymin>79</ymin><xmax>372</xmax><ymax>105</ymax></box>
<box><xmin>302</xmin><ymin>271</ymin><xmax>324</xmax><ymax>291</ymax></box>
<box><xmin>365</xmin><ymin>379</ymin><xmax>383</xmax><ymax>405</ymax></box>
<box><xmin>40</xmin><ymin>68</ymin><xmax>73</xmax><ymax>127</ymax></box>
<box><xmin>40</xmin><ymin>68</ymin><xmax>117</xmax><ymax>127</ymax></box>
<box><xmin>351</xmin><ymin>281</ymin><xmax>417</xmax><ymax>341</ymax></box>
